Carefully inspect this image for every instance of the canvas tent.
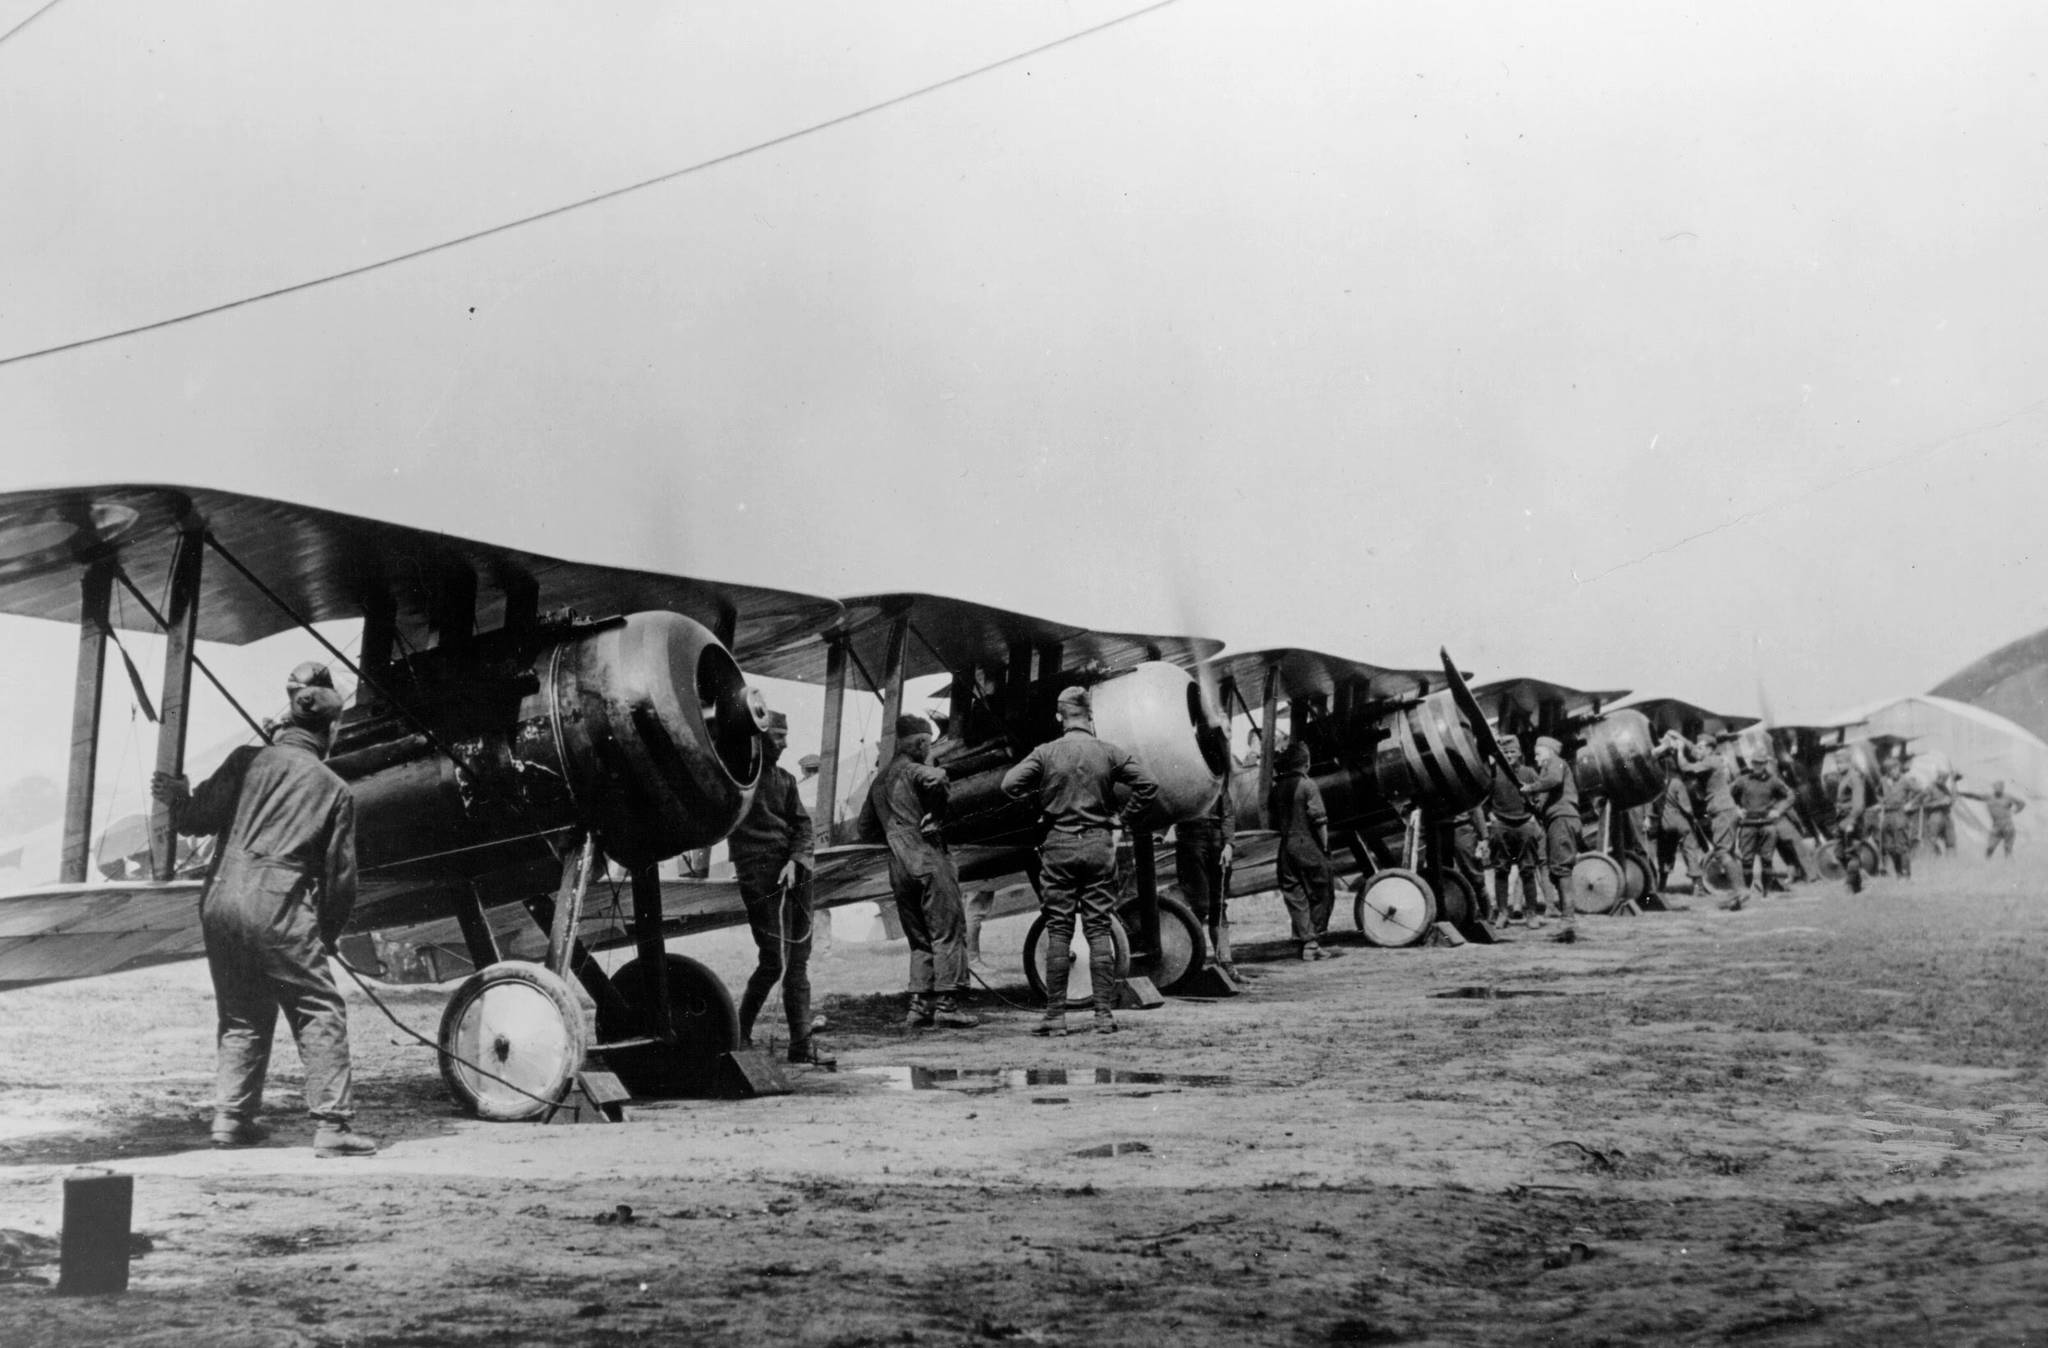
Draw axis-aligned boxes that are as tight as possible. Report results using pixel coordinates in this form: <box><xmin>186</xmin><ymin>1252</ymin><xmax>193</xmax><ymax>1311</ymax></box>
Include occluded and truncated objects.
<box><xmin>1796</xmin><ymin>695</ymin><xmax>2048</xmax><ymax>846</ymax></box>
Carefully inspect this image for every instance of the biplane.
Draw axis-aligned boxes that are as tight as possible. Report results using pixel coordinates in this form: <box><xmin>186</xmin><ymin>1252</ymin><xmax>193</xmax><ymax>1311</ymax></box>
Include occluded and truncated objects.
<box><xmin>740</xmin><ymin>591</ymin><xmax>1231</xmax><ymax>1005</ymax></box>
<box><xmin>0</xmin><ymin>482</ymin><xmax>855</xmax><ymax>1118</ymax></box>
<box><xmin>1187</xmin><ymin>646</ymin><xmax>1510</xmax><ymax>948</ymax></box>
<box><xmin>1465</xmin><ymin>676</ymin><xmax>1677</xmax><ymax>912</ymax></box>
<box><xmin>1608</xmin><ymin>695</ymin><xmax>1761</xmax><ymax>891</ymax></box>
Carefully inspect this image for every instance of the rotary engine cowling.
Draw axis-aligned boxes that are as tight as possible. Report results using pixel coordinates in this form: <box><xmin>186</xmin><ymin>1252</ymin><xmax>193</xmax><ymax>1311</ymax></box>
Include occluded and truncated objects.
<box><xmin>1088</xmin><ymin>661</ymin><xmax>1230</xmax><ymax>828</ymax></box>
<box><xmin>1372</xmin><ymin>690</ymin><xmax>1492</xmax><ymax>813</ymax></box>
<box><xmin>1573</xmin><ymin>710</ymin><xmax>1667</xmax><ymax>808</ymax></box>
<box><xmin>336</xmin><ymin>610</ymin><xmax>762</xmax><ymax>873</ymax></box>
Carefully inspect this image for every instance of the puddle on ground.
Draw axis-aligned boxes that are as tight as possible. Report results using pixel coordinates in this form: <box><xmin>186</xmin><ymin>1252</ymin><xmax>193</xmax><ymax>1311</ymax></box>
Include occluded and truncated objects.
<box><xmin>853</xmin><ymin>1066</ymin><xmax>1235</xmax><ymax>1094</ymax></box>
<box><xmin>1430</xmin><ymin>986</ymin><xmax>1572</xmax><ymax>1000</ymax></box>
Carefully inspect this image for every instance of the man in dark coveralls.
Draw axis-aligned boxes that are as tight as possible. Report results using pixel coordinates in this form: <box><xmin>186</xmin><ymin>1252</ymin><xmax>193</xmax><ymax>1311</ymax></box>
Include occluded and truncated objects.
<box><xmin>1001</xmin><ymin>686</ymin><xmax>1161</xmax><ymax>1035</ymax></box>
<box><xmin>152</xmin><ymin>663</ymin><xmax>373</xmax><ymax>1156</ymax></box>
<box><xmin>1267</xmin><ymin>740</ymin><xmax>1336</xmax><ymax>959</ymax></box>
<box><xmin>727</xmin><ymin>709</ymin><xmax>831</xmax><ymax>1066</ymax></box>
<box><xmin>868</xmin><ymin>714</ymin><xmax>979</xmax><ymax>1030</ymax></box>
<box><xmin>1522</xmin><ymin>735</ymin><xmax>1580</xmax><ymax>940</ymax></box>
<box><xmin>1173</xmin><ymin>767</ymin><xmax>1236</xmax><ymax>974</ymax></box>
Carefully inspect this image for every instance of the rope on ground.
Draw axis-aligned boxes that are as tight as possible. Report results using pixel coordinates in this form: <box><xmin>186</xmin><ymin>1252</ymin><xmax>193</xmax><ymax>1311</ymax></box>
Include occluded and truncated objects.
<box><xmin>330</xmin><ymin>951</ymin><xmax>563</xmax><ymax>1111</ymax></box>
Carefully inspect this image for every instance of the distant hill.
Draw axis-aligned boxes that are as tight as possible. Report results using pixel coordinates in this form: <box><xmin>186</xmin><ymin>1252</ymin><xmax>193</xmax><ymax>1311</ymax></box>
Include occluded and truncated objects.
<box><xmin>1930</xmin><ymin>628</ymin><xmax>2048</xmax><ymax>746</ymax></box>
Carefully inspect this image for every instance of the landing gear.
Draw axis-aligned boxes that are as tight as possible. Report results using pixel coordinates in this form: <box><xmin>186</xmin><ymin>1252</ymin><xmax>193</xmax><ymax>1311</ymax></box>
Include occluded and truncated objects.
<box><xmin>1354</xmin><ymin>868</ymin><xmax>1436</xmax><ymax>947</ymax></box>
<box><xmin>438</xmin><ymin>962</ymin><xmax>587</xmax><ymax>1122</ymax></box>
<box><xmin>606</xmin><ymin>953</ymin><xmax>741</xmax><ymax>1096</ymax></box>
<box><xmin>1117</xmin><ymin>890</ymin><xmax>1205</xmax><ymax>991</ymax></box>
<box><xmin>1023</xmin><ymin>911</ymin><xmax>1133</xmax><ymax>1008</ymax></box>
<box><xmin>1568</xmin><ymin>852</ymin><xmax>1626</xmax><ymax>915</ymax></box>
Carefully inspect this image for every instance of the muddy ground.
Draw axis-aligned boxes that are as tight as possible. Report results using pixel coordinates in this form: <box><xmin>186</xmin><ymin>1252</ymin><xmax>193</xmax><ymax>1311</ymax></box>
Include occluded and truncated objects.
<box><xmin>3</xmin><ymin>857</ymin><xmax>2046</xmax><ymax>1346</ymax></box>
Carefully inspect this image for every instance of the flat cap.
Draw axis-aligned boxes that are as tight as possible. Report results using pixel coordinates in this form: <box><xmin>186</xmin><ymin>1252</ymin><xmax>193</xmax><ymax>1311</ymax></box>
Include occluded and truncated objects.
<box><xmin>1056</xmin><ymin>686</ymin><xmax>1091</xmax><ymax>715</ymax></box>
<box><xmin>1534</xmin><ymin>735</ymin><xmax>1562</xmax><ymax>754</ymax></box>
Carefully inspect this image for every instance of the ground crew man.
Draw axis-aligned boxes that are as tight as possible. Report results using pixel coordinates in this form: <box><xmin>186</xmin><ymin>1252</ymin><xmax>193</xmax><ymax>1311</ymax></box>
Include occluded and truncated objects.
<box><xmin>1879</xmin><ymin>759</ymin><xmax>1920</xmax><ymax>878</ymax></box>
<box><xmin>1002</xmin><ymin>686</ymin><xmax>1162</xmax><ymax>1034</ymax></box>
<box><xmin>1483</xmin><ymin>736</ymin><xmax>1542</xmax><ymax>925</ymax></box>
<box><xmin>1731</xmin><ymin>754</ymin><xmax>1795</xmax><ymax>898</ymax></box>
<box><xmin>1651</xmin><ymin>732</ymin><xmax>1707</xmax><ymax>896</ymax></box>
<box><xmin>1521</xmin><ymin>736</ymin><xmax>1580</xmax><ymax>939</ymax></box>
<box><xmin>1267</xmin><ymin>741</ymin><xmax>1336</xmax><ymax>959</ymax></box>
<box><xmin>1921</xmin><ymin>772</ymin><xmax>1955</xmax><ymax>856</ymax></box>
<box><xmin>868</xmin><ymin>714</ymin><xmax>978</xmax><ymax>1030</ymax></box>
<box><xmin>151</xmin><ymin>664</ymin><xmax>373</xmax><ymax>1157</ymax></box>
<box><xmin>727</xmin><ymin>709</ymin><xmax>830</xmax><ymax>1067</ymax></box>
<box><xmin>1685</xmin><ymin>732</ymin><xmax>1740</xmax><ymax>883</ymax></box>
<box><xmin>1172</xmin><ymin>768</ymin><xmax>1236</xmax><ymax>975</ymax></box>
<box><xmin>1833</xmin><ymin>753</ymin><xmax>1873</xmax><ymax>893</ymax></box>
<box><xmin>1961</xmin><ymin>779</ymin><xmax>2026</xmax><ymax>858</ymax></box>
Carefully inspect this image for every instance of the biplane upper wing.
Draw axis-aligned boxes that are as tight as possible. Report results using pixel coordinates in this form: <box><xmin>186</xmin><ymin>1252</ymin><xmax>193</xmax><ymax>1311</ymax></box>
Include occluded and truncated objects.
<box><xmin>1611</xmin><ymin>696</ymin><xmax>1760</xmax><ymax>738</ymax></box>
<box><xmin>1200</xmin><ymin>647</ymin><xmax>1445</xmax><ymax>708</ymax></box>
<box><xmin>0</xmin><ymin>483</ymin><xmax>846</xmax><ymax>988</ymax></box>
<box><xmin>743</xmin><ymin>590</ymin><xmax>1220</xmax><ymax>688</ymax></box>
<box><xmin>0</xmin><ymin>484</ymin><xmax>841</xmax><ymax>655</ymax></box>
<box><xmin>1471</xmin><ymin>676</ymin><xmax>1633</xmax><ymax>731</ymax></box>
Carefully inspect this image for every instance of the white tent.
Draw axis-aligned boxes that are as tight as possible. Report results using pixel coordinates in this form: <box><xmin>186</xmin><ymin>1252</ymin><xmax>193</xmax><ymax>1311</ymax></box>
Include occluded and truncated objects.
<box><xmin>1805</xmin><ymin>695</ymin><xmax>2048</xmax><ymax>846</ymax></box>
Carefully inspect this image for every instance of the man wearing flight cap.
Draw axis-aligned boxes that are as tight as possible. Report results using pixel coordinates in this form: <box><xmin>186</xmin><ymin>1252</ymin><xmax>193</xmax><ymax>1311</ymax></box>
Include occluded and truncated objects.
<box><xmin>726</xmin><ymin>708</ymin><xmax>830</xmax><ymax>1066</ymax></box>
<box><xmin>152</xmin><ymin>663</ymin><xmax>373</xmax><ymax>1156</ymax></box>
<box><xmin>1520</xmin><ymin>735</ymin><xmax>1581</xmax><ymax>940</ymax></box>
<box><xmin>868</xmin><ymin>713</ymin><xmax>978</xmax><ymax>1029</ymax></box>
<box><xmin>1001</xmin><ymin>686</ymin><xmax>1161</xmax><ymax>1035</ymax></box>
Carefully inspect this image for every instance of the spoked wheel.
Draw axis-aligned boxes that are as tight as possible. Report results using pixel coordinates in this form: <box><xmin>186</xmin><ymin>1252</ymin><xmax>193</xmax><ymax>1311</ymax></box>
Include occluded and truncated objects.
<box><xmin>438</xmin><ymin>962</ymin><xmax>587</xmax><ymax>1121</ymax></box>
<box><xmin>1701</xmin><ymin>849</ymin><xmax>1741</xmax><ymax>893</ymax></box>
<box><xmin>1854</xmin><ymin>840</ymin><xmax>1881</xmax><ymax>876</ymax></box>
<box><xmin>1569</xmin><ymin>852</ymin><xmax>1626</xmax><ymax>915</ymax></box>
<box><xmin>1116</xmin><ymin>890</ymin><xmax>1206</xmax><ymax>993</ymax></box>
<box><xmin>1024</xmin><ymin>911</ymin><xmax>1133</xmax><ymax>1008</ymax></box>
<box><xmin>1434</xmin><ymin>870</ymin><xmax>1478</xmax><ymax>928</ymax></box>
<box><xmin>1814</xmin><ymin>841</ymin><xmax>1846</xmax><ymax>880</ymax></box>
<box><xmin>1354</xmin><ymin>869</ymin><xmax>1436</xmax><ymax>948</ymax></box>
<box><xmin>606</xmin><ymin>953</ymin><xmax>740</xmax><ymax>1097</ymax></box>
<box><xmin>1618</xmin><ymin>852</ymin><xmax>1654</xmax><ymax>902</ymax></box>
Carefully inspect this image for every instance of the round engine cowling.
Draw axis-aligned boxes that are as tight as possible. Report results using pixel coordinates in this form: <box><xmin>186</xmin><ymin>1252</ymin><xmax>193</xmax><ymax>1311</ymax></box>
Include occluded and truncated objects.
<box><xmin>341</xmin><ymin>610</ymin><xmax>760</xmax><ymax>876</ymax></box>
<box><xmin>1089</xmin><ymin>661</ymin><xmax>1229</xmax><ymax>828</ymax></box>
<box><xmin>1573</xmin><ymin>710</ymin><xmax>1666</xmax><ymax>808</ymax></box>
<box><xmin>546</xmin><ymin>611</ymin><xmax>762</xmax><ymax>864</ymax></box>
<box><xmin>1372</xmin><ymin>690</ymin><xmax>1491</xmax><ymax>812</ymax></box>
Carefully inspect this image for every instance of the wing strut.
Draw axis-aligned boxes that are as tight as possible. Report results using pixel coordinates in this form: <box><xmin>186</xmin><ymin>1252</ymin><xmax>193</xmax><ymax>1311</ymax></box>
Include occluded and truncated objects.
<box><xmin>59</xmin><ymin>561</ymin><xmax>112</xmax><ymax>884</ymax></box>
<box><xmin>148</xmin><ymin>526</ymin><xmax>204</xmax><ymax>880</ymax></box>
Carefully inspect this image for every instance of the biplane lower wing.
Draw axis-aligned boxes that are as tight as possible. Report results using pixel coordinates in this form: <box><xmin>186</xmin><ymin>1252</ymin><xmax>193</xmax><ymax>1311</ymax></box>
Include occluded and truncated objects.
<box><xmin>0</xmin><ymin>881</ymin><xmax>207</xmax><ymax>987</ymax></box>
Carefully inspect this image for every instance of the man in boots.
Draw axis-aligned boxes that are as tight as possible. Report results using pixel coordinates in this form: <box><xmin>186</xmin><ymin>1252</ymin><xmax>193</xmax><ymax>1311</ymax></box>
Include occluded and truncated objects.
<box><xmin>1483</xmin><ymin>736</ymin><xmax>1542</xmax><ymax>924</ymax></box>
<box><xmin>1268</xmin><ymin>741</ymin><xmax>1337</xmax><ymax>958</ymax></box>
<box><xmin>727</xmin><ymin>709</ymin><xmax>831</xmax><ymax>1067</ymax></box>
<box><xmin>868</xmin><ymin>714</ymin><xmax>979</xmax><ymax>1031</ymax></box>
<box><xmin>1731</xmin><ymin>752</ymin><xmax>1795</xmax><ymax>900</ymax></box>
<box><xmin>152</xmin><ymin>664</ymin><xmax>374</xmax><ymax>1157</ymax></box>
<box><xmin>1521</xmin><ymin>736</ymin><xmax>1581</xmax><ymax>941</ymax></box>
<box><xmin>1834</xmin><ymin>752</ymin><xmax>1873</xmax><ymax>894</ymax></box>
<box><xmin>1002</xmin><ymin>686</ymin><xmax>1161</xmax><ymax>1035</ymax></box>
<box><xmin>1173</xmin><ymin>767</ymin><xmax>1237</xmax><ymax>977</ymax></box>
<box><xmin>1879</xmin><ymin>758</ymin><xmax>1920</xmax><ymax>878</ymax></box>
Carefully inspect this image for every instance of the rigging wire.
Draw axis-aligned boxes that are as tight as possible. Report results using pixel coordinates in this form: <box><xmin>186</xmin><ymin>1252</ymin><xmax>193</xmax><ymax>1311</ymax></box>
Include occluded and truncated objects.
<box><xmin>0</xmin><ymin>0</ymin><xmax>65</xmax><ymax>51</ymax></box>
<box><xmin>0</xmin><ymin>0</ymin><xmax>1185</xmax><ymax>371</ymax></box>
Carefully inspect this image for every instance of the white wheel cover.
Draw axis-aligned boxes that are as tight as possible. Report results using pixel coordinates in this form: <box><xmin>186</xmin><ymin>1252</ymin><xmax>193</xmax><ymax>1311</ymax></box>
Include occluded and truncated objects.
<box><xmin>446</xmin><ymin>976</ymin><xmax>580</xmax><ymax>1114</ymax></box>
<box><xmin>1359</xmin><ymin>873</ymin><xmax>1431</xmax><ymax>947</ymax></box>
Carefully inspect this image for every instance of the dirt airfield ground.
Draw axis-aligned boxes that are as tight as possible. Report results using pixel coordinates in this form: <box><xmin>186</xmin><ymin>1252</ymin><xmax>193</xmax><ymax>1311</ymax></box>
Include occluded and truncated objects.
<box><xmin>3</xmin><ymin>856</ymin><xmax>2047</xmax><ymax>1347</ymax></box>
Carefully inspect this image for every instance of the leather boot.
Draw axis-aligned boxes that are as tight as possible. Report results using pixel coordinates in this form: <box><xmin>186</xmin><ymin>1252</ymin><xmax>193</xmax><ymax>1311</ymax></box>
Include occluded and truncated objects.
<box><xmin>313</xmin><ymin>1122</ymin><xmax>378</xmax><ymax>1158</ymax></box>
<box><xmin>904</xmin><ymin>994</ymin><xmax>934</xmax><ymax>1027</ymax></box>
<box><xmin>1033</xmin><ymin>1010</ymin><xmax>1067</xmax><ymax>1038</ymax></box>
<box><xmin>933</xmin><ymin>995</ymin><xmax>981</xmax><ymax>1029</ymax></box>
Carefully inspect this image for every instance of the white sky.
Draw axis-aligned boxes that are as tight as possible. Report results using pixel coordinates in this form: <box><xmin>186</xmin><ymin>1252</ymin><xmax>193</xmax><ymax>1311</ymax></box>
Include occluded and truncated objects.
<box><xmin>4</xmin><ymin>0</ymin><xmax>2048</xmax><ymax>822</ymax></box>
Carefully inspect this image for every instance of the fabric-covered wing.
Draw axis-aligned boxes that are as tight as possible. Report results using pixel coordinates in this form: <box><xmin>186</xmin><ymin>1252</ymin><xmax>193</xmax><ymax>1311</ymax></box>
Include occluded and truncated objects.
<box><xmin>743</xmin><ymin>591</ymin><xmax>1220</xmax><ymax>688</ymax></box>
<box><xmin>1614</xmin><ymin>696</ymin><xmax>1760</xmax><ymax>738</ymax></box>
<box><xmin>1202</xmin><ymin>647</ymin><xmax>1444</xmax><ymax>709</ymax></box>
<box><xmin>0</xmin><ymin>882</ymin><xmax>206</xmax><ymax>988</ymax></box>
<box><xmin>0</xmin><ymin>484</ymin><xmax>840</xmax><ymax>656</ymax></box>
<box><xmin>1472</xmin><ymin>677</ymin><xmax>1633</xmax><ymax>729</ymax></box>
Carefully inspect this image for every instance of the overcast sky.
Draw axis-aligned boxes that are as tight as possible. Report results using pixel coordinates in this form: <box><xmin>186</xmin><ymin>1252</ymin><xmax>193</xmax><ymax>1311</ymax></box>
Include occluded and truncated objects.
<box><xmin>4</xmin><ymin>0</ymin><xmax>2047</xmax><ymax>819</ymax></box>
